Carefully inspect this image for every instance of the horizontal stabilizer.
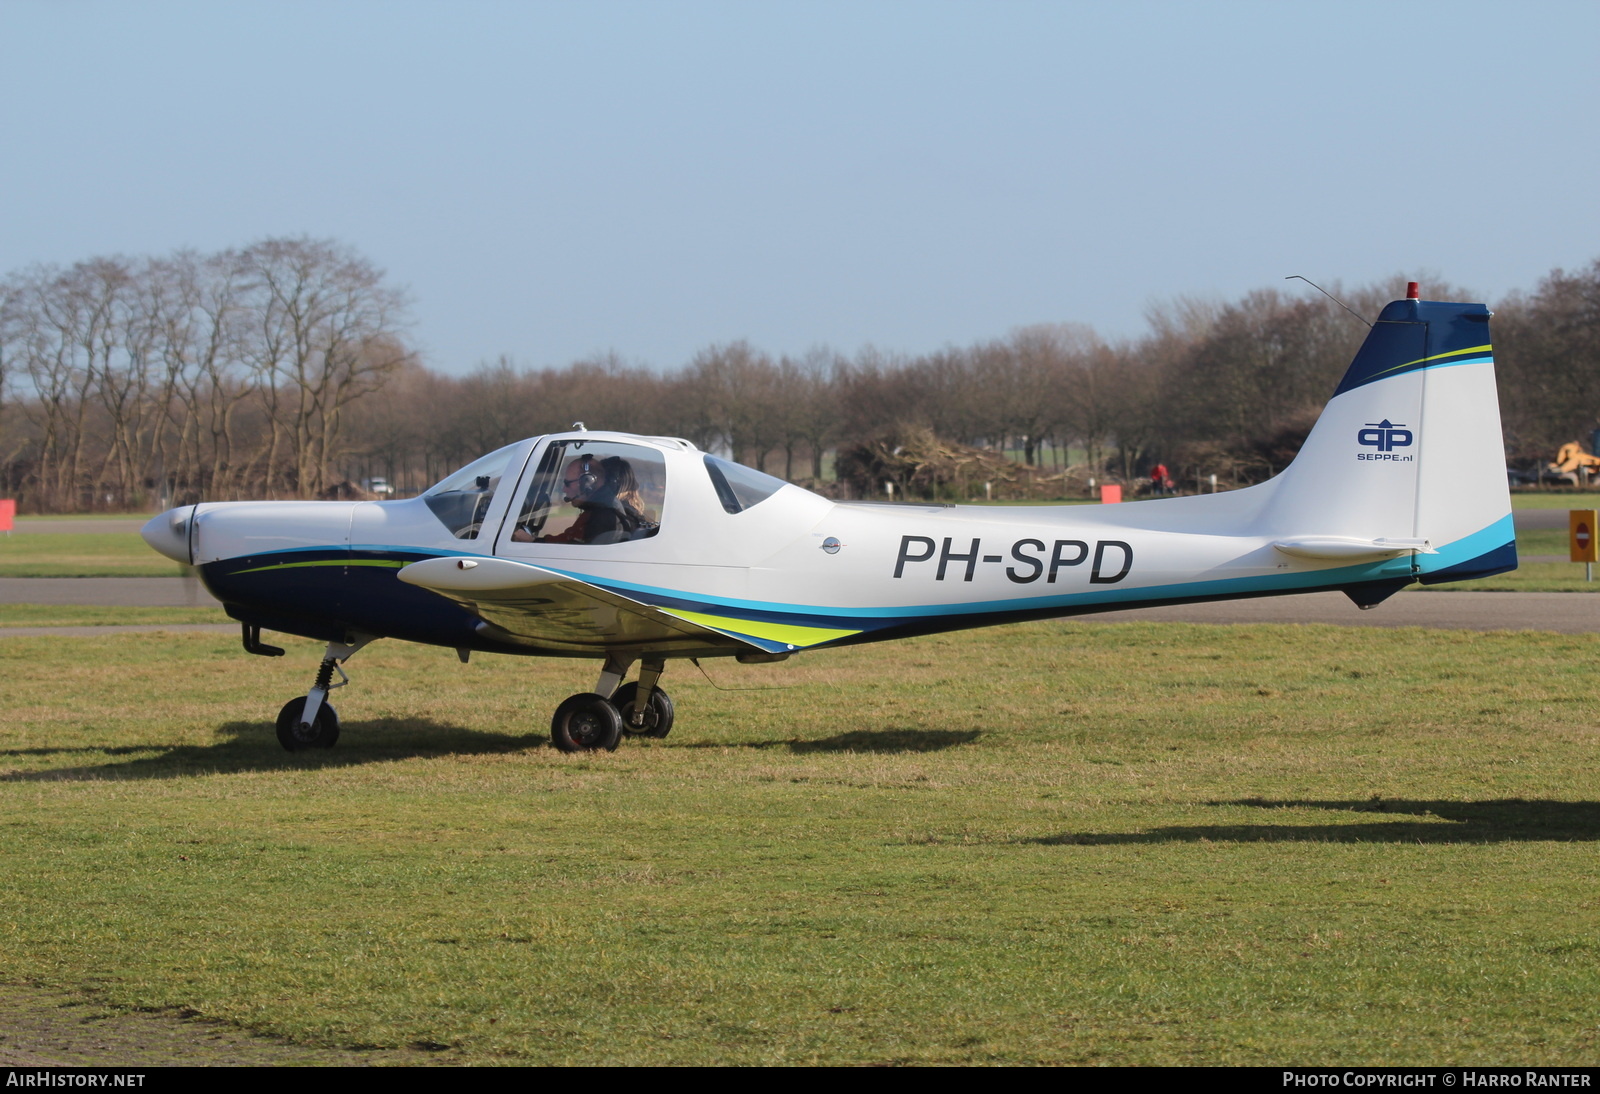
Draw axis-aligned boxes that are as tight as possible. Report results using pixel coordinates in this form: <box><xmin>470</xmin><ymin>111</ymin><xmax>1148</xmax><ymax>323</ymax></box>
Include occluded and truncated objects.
<box><xmin>1272</xmin><ymin>536</ymin><xmax>1434</xmax><ymax>561</ymax></box>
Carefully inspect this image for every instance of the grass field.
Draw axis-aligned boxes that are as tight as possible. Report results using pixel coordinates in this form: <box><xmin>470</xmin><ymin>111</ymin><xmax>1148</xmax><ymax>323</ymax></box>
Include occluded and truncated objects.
<box><xmin>1506</xmin><ymin>492</ymin><xmax>1600</xmax><ymax>509</ymax></box>
<box><xmin>0</xmin><ymin>532</ymin><xmax>182</xmax><ymax>577</ymax></box>
<box><xmin>11</xmin><ymin>512</ymin><xmax>154</xmax><ymax>521</ymax></box>
<box><xmin>0</xmin><ymin>605</ymin><xmax>226</xmax><ymax>628</ymax></box>
<box><xmin>3</xmin><ymin>622</ymin><xmax>1598</xmax><ymax>1064</ymax></box>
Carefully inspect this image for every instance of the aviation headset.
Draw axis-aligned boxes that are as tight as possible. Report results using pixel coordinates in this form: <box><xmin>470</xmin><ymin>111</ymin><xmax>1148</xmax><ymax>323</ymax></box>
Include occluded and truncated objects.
<box><xmin>570</xmin><ymin>456</ymin><xmax>601</xmax><ymax>496</ymax></box>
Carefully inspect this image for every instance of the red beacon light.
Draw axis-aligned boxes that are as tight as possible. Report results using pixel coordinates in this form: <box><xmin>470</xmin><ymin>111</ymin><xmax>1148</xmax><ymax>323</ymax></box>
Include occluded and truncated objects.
<box><xmin>1406</xmin><ymin>281</ymin><xmax>1420</xmax><ymax>299</ymax></box>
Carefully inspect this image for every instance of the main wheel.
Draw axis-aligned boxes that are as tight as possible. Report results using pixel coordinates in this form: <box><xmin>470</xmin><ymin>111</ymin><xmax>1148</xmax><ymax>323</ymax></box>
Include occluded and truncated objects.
<box><xmin>275</xmin><ymin>696</ymin><xmax>340</xmax><ymax>752</ymax></box>
<box><xmin>550</xmin><ymin>693</ymin><xmax>623</xmax><ymax>753</ymax></box>
<box><xmin>613</xmin><ymin>682</ymin><xmax>674</xmax><ymax>739</ymax></box>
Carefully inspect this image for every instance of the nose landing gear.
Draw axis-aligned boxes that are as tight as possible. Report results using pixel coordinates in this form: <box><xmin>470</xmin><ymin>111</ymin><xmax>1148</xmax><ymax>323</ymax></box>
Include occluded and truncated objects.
<box><xmin>275</xmin><ymin>635</ymin><xmax>373</xmax><ymax>752</ymax></box>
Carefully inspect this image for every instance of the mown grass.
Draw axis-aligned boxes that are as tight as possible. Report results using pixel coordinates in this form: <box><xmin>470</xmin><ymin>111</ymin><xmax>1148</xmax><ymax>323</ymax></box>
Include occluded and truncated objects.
<box><xmin>12</xmin><ymin>512</ymin><xmax>154</xmax><ymax>521</ymax></box>
<box><xmin>2</xmin><ymin>622</ymin><xmax>1598</xmax><ymax>1064</ymax></box>
<box><xmin>0</xmin><ymin>532</ymin><xmax>180</xmax><ymax>577</ymax></box>
<box><xmin>1507</xmin><ymin>492</ymin><xmax>1600</xmax><ymax>509</ymax></box>
<box><xmin>0</xmin><ymin>605</ymin><xmax>227</xmax><ymax>628</ymax></box>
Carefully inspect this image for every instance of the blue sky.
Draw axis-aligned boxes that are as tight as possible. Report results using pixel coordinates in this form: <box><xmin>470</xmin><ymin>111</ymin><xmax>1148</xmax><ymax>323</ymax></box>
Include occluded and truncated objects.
<box><xmin>3</xmin><ymin>1</ymin><xmax>1595</xmax><ymax>372</ymax></box>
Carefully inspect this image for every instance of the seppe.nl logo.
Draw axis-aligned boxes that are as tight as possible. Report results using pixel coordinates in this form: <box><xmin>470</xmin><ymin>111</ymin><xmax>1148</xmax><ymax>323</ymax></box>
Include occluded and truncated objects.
<box><xmin>1357</xmin><ymin>419</ymin><xmax>1414</xmax><ymax>461</ymax></box>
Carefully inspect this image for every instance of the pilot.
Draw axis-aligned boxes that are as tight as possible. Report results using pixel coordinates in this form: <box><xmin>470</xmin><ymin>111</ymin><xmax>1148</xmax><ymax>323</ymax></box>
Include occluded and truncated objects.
<box><xmin>533</xmin><ymin>455</ymin><xmax>650</xmax><ymax>545</ymax></box>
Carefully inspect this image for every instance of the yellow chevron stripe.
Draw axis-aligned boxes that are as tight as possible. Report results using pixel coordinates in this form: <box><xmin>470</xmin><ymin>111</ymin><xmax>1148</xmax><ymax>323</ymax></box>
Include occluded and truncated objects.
<box><xmin>1370</xmin><ymin>344</ymin><xmax>1494</xmax><ymax>381</ymax></box>
<box><xmin>661</xmin><ymin>608</ymin><xmax>860</xmax><ymax>649</ymax></box>
<box><xmin>1398</xmin><ymin>343</ymin><xmax>1492</xmax><ymax>368</ymax></box>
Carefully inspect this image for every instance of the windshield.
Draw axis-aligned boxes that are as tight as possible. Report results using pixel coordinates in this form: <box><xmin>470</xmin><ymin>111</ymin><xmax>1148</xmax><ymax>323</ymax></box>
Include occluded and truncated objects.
<box><xmin>424</xmin><ymin>443</ymin><xmax>521</xmax><ymax>539</ymax></box>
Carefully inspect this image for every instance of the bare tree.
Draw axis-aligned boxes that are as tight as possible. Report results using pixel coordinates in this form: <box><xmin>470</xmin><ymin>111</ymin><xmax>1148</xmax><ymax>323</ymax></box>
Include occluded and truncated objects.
<box><xmin>148</xmin><ymin>249</ymin><xmax>256</xmax><ymax>501</ymax></box>
<box><xmin>686</xmin><ymin>341</ymin><xmax>786</xmax><ymax>468</ymax></box>
<box><xmin>1496</xmin><ymin>260</ymin><xmax>1600</xmax><ymax>460</ymax></box>
<box><xmin>238</xmin><ymin>238</ymin><xmax>413</xmax><ymax>496</ymax></box>
<box><xmin>778</xmin><ymin>347</ymin><xmax>843</xmax><ymax>481</ymax></box>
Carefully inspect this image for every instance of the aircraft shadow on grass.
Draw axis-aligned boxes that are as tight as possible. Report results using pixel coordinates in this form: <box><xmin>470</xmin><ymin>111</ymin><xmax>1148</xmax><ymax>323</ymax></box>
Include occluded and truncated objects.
<box><xmin>683</xmin><ymin>728</ymin><xmax>982</xmax><ymax>754</ymax></box>
<box><xmin>1026</xmin><ymin>798</ymin><xmax>1600</xmax><ymax>845</ymax></box>
<box><xmin>0</xmin><ymin>723</ymin><xmax>983</xmax><ymax>781</ymax></box>
<box><xmin>0</xmin><ymin>719</ymin><xmax>547</xmax><ymax>783</ymax></box>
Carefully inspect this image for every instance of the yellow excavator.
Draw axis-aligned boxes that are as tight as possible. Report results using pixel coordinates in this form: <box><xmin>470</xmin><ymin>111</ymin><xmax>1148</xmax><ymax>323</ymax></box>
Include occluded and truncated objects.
<box><xmin>1548</xmin><ymin>442</ymin><xmax>1600</xmax><ymax>485</ymax></box>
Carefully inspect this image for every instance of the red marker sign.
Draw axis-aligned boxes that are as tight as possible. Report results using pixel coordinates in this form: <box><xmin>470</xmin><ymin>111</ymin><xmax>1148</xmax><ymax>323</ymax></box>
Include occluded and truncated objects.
<box><xmin>1570</xmin><ymin>510</ymin><xmax>1599</xmax><ymax>563</ymax></box>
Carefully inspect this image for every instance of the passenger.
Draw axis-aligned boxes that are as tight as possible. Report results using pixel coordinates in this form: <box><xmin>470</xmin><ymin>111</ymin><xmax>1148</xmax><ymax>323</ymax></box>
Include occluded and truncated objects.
<box><xmin>603</xmin><ymin>457</ymin><xmax>649</xmax><ymax>532</ymax></box>
<box><xmin>536</xmin><ymin>455</ymin><xmax>650</xmax><ymax>544</ymax></box>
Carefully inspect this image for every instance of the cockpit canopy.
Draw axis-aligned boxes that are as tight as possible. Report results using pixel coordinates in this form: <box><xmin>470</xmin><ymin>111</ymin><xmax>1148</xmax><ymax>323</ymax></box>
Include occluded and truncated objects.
<box><xmin>512</xmin><ymin>439</ymin><xmax>665</xmax><ymax>544</ymax></box>
<box><xmin>421</xmin><ymin>435</ymin><xmax>793</xmax><ymax>544</ymax></box>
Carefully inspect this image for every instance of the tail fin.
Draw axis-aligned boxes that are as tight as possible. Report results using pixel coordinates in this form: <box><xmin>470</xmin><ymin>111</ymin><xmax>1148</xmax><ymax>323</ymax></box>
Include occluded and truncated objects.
<box><xmin>1267</xmin><ymin>295</ymin><xmax>1515</xmax><ymax>585</ymax></box>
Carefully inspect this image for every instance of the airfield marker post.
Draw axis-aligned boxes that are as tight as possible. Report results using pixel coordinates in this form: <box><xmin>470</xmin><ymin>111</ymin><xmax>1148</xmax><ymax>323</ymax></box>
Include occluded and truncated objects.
<box><xmin>1569</xmin><ymin>509</ymin><xmax>1597</xmax><ymax>581</ymax></box>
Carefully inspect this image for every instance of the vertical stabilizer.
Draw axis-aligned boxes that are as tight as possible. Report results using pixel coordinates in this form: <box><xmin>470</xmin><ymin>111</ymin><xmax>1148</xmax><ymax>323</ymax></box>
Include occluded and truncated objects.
<box><xmin>1267</xmin><ymin>297</ymin><xmax>1514</xmax><ymax>583</ymax></box>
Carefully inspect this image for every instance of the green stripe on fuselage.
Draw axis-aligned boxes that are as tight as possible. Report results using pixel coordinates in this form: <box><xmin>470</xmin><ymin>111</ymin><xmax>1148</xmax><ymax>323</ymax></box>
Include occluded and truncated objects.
<box><xmin>230</xmin><ymin>558</ymin><xmax>408</xmax><ymax>575</ymax></box>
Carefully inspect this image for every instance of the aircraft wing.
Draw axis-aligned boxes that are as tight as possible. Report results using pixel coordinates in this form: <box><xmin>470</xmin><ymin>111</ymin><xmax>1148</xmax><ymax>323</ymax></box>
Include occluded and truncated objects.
<box><xmin>397</xmin><ymin>556</ymin><xmax>768</xmax><ymax>656</ymax></box>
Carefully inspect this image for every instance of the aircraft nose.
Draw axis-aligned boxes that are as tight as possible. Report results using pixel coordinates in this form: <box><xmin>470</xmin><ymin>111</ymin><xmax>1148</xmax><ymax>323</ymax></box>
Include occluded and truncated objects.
<box><xmin>141</xmin><ymin>506</ymin><xmax>194</xmax><ymax>564</ymax></box>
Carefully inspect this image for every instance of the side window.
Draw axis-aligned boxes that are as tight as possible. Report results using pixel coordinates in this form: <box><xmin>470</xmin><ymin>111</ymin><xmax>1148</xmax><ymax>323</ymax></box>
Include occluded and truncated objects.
<box><xmin>511</xmin><ymin>441</ymin><xmax>665</xmax><ymax>546</ymax></box>
<box><xmin>423</xmin><ymin>443</ymin><xmax>521</xmax><ymax>539</ymax></box>
<box><xmin>703</xmin><ymin>454</ymin><xmax>787</xmax><ymax>514</ymax></box>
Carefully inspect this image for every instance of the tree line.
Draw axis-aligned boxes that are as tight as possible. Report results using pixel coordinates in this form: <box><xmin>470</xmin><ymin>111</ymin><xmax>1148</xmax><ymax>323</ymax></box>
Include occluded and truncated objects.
<box><xmin>0</xmin><ymin>239</ymin><xmax>410</xmax><ymax>510</ymax></box>
<box><xmin>2</xmin><ymin>240</ymin><xmax>1597</xmax><ymax>510</ymax></box>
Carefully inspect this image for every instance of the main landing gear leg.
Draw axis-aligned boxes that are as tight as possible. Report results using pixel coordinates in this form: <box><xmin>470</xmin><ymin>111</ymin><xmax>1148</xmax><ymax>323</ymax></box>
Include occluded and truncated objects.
<box><xmin>276</xmin><ymin>634</ymin><xmax>375</xmax><ymax>752</ymax></box>
<box><xmin>549</xmin><ymin>655</ymin><xmax>675</xmax><ymax>752</ymax></box>
<box><xmin>593</xmin><ymin>653</ymin><xmax>633</xmax><ymax>700</ymax></box>
<box><xmin>615</xmin><ymin>658</ymin><xmax>674</xmax><ymax>739</ymax></box>
<box><xmin>550</xmin><ymin>654</ymin><xmax>631</xmax><ymax>754</ymax></box>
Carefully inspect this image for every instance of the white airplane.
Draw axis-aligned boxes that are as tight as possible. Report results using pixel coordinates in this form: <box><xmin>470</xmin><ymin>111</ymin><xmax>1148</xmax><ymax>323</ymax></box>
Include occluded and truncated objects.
<box><xmin>142</xmin><ymin>288</ymin><xmax>1514</xmax><ymax>753</ymax></box>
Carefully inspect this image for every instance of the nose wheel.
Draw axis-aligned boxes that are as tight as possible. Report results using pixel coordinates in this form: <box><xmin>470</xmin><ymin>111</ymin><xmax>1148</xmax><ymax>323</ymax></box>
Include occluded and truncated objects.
<box><xmin>274</xmin><ymin>635</ymin><xmax>372</xmax><ymax>753</ymax></box>
<box><xmin>276</xmin><ymin>696</ymin><xmax>340</xmax><ymax>750</ymax></box>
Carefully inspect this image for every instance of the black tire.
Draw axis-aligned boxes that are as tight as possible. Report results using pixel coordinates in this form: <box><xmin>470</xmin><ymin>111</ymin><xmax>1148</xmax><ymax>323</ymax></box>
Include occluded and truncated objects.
<box><xmin>275</xmin><ymin>696</ymin><xmax>340</xmax><ymax>752</ymax></box>
<box><xmin>550</xmin><ymin>693</ymin><xmax>622</xmax><ymax>753</ymax></box>
<box><xmin>613</xmin><ymin>682</ymin><xmax>674</xmax><ymax>739</ymax></box>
